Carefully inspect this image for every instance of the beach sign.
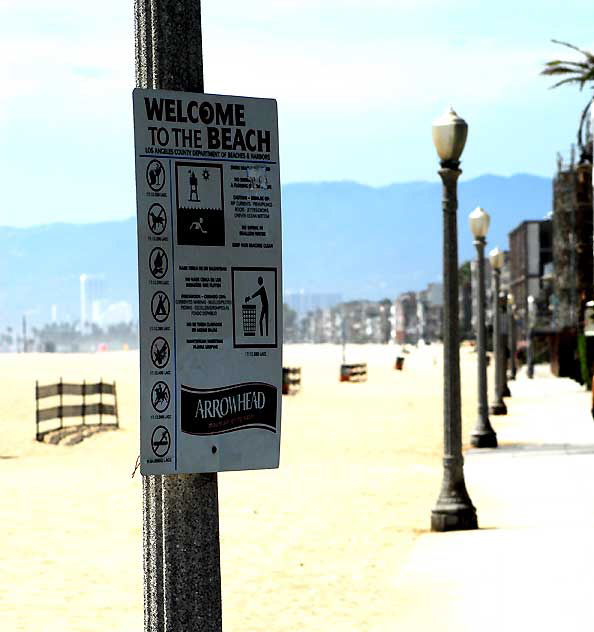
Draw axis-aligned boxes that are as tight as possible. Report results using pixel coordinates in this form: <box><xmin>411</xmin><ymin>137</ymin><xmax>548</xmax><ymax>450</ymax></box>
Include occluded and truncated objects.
<box><xmin>133</xmin><ymin>89</ymin><xmax>282</xmax><ymax>474</ymax></box>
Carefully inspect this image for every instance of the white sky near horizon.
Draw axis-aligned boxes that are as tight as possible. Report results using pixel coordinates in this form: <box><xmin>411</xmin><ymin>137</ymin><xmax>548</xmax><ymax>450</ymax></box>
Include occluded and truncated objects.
<box><xmin>0</xmin><ymin>0</ymin><xmax>592</xmax><ymax>226</ymax></box>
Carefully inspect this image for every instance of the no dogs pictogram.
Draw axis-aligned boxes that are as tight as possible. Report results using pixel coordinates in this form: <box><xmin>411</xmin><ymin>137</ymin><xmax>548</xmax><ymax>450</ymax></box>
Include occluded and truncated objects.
<box><xmin>148</xmin><ymin>204</ymin><xmax>167</xmax><ymax>235</ymax></box>
<box><xmin>151</xmin><ymin>291</ymin><xmax>170</xmax><ymax>322</ymax></box>
<box><xmin>151</xmin><ymin>425</ymin><xmax>171</xmax><ymax>457</ymax></box>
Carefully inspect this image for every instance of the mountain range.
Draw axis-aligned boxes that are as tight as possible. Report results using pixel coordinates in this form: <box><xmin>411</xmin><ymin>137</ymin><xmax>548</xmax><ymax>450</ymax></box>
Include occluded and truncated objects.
<box><xmin>1</xmin><ymin>173</ymin><xmax>553</xmax><ymax>326</ymax></box>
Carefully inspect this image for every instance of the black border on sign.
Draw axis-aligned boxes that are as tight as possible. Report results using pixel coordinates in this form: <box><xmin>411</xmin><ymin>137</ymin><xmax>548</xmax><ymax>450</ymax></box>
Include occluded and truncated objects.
<box><xmin>231</xmin><ymin>267</ymin><xmax>278</xmax><ymax>348</ymax></box>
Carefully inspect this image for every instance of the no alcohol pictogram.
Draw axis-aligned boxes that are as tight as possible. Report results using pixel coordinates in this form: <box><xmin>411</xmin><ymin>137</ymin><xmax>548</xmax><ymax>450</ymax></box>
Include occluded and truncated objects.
<box><xmin>151</xmin><ymin>337</ymin><xmax>170</xmax><ymax>368</ymax></box>
<box><xmin>146</xmin><ymin>159</ymin><xmax>165</xmax><ymax>192</ymax></box>
<box><xmin>149</xmin><ymin>247</ymin><xmax>168</xmax><ymax>279</ymax></box>
<box><xmin>151</xmin><ymin>381</ymin><xmax>171</xmax><ymax>412</ymax></box>
<box><xmin>151</xmin><ymin>425</ymin><xmax>171</xmax><ymax>457</ymax></box>
<box><xmin>151</xmin><ymin>291</ymin><xmax>170</xmax><ymax>322</ymax></box>
<box><xmin>148</xmin><ymin>203</ymin><xmax>167</xmax><ymax>235</ymax></box>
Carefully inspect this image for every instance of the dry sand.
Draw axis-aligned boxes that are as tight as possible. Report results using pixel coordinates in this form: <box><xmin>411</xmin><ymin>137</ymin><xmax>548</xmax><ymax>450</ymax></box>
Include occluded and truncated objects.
<box><xmin>1</xmin><ymin>343</ymin><xmax>493</xmax><ymax>631</ymax></box>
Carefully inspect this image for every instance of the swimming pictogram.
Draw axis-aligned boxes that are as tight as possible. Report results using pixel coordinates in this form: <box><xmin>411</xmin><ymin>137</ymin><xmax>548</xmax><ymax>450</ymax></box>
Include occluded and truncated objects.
<box><xmin>151</xmin><ymin>291</ymin><xmax>170</xmax><ymax>322</ymax></box>
<box><xmin>148</xmin><ymin>204</ymin><xmax>167</xmax><ymax>235</ymax></box>
<box><xmin>189</xmin><ymin>218</ymin><xmax>208</xmax><ymax>233</ymax></box>
<box><xmin>149</xmin><ymin>247</ymin><xmax>168</xmax><ymax>279</ymax></box>
<box><xmin>151</xmin><ymin>382</ymin><xmax>171</xmax><ymax>413</ymax></box>
<box><xmin>146</xmin><ymin>160</ymin><xmax>165</xmax><ymax>192</ymax></box>
<box><xmin>151</xmin><ymin>337</ymin><xmax>170</xmax><ymax>368</ymax></box>
<box><xmin>151</xmin><ymin>425</ymin><xmax>171</xmax><ymax>457</ymax></box>
<box><xmin>188</xmin><ymin>170</ymin><xmax>200</xmax><ymax>202</ymax></box>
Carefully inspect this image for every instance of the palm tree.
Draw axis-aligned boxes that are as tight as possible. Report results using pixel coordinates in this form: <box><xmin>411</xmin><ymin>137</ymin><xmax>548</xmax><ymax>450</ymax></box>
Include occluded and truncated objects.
<box><xmin>542</xmin><ymin>39</ymin><xmax>594</xmax><ymax>161</ymax></box>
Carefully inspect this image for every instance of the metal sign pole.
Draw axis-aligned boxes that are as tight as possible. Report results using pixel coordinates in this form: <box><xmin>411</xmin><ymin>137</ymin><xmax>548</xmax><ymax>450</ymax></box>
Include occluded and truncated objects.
<box><xmin>135</xmin><ymin>2</ymin><xmax>222</xmax><ymax>631</ymax></box>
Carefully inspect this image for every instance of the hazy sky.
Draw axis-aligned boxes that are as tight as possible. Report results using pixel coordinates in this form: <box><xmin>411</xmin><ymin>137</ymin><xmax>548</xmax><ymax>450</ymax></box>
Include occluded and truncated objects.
<box><xmin>1</xmin><ymin>0</ymin><xmax>592</xmax><ymax>226</ymax></box>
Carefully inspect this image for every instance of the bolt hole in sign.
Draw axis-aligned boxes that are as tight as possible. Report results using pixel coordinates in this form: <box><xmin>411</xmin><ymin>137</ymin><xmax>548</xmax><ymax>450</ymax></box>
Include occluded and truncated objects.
<box><xmin>133</xmin><ymin>89</ymin><xmax>282</xmax><ymax>474</ymax></box>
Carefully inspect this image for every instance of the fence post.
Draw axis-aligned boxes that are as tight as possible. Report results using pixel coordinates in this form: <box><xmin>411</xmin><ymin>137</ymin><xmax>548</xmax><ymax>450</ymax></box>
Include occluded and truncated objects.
<box><xmin>59</xmin><ymin>377</ymin><xmax>63</xmax><ymax>430</ymax></box>
<box><xmin>113</xmin><ymin>381</ymin><xmax>119</xmax><ymax>428</ymax></box>
<box><xmin>82</xmin><ymin>379</ymin><xmax>86</xmax><ymax>426</ymax></box>
<box><xmin>35</xmin><ymin>380</ymin><xmax>39</xmax><ymax>440</ymax></box>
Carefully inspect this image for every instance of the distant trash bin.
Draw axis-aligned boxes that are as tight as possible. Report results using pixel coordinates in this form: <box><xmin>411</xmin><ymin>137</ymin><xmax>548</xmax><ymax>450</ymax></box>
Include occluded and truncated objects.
<box><xmin>395</xmin><ymin>356</ymin><xmax>405</xmax><ymax>370</ymax></box>
<box><xmin>242</xmin><ymin>304</ymin><xmax>257</xmax><ymax>336</ymax></box>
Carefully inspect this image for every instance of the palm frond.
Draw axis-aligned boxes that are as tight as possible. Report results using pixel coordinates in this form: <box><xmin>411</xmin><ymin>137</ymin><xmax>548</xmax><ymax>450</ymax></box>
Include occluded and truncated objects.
<box><xmin>551</xmin><ymin>39</ymin><xmax>594</xmax><ymax>63</ymax></box>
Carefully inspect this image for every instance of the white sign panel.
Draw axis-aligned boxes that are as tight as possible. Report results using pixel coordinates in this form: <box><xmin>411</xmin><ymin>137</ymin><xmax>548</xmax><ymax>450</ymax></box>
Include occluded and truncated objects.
<box><xmin>133</xmin><ymin>89</ymin><xmax>282</xmax><ymax>475</ymax></box>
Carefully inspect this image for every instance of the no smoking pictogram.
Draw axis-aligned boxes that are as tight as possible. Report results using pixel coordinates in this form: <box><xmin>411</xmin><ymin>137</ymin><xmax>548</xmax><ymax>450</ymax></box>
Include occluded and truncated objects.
<box><xmin>151</xmin><ymin>425</ymin><xmax>171</xmax><ymax>457</ymax></box>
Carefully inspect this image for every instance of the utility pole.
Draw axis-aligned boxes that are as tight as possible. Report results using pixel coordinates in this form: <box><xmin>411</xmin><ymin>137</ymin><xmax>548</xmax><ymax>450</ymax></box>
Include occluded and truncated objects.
<box><xmin>135</xmin><ymin>3</ymin><xmax>222</xmax><ymax>631</ymax></box>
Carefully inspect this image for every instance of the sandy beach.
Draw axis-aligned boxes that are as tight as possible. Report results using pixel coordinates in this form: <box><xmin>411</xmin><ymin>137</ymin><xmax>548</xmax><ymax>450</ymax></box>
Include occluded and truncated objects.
<box><xmin>0</xmin><ymin>343</ymin><xmax>535</xmax><ymax>631</ymax></box>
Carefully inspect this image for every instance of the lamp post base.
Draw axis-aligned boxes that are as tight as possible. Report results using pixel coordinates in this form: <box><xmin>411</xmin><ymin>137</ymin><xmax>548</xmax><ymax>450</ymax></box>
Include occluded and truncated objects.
<box><xmin>470</xmin><ymin>428</ymin><xmax>498</xmax><ymax>448</ymax></box>
<box><xmin>431</xmin><ymin>504</ymin><xmax>478</xmax><ymax>532</ymax></box>
<box><xmin>489</xmin><ymin>401</ymin><xmax>507</xmax><ymax>415</ymax></box>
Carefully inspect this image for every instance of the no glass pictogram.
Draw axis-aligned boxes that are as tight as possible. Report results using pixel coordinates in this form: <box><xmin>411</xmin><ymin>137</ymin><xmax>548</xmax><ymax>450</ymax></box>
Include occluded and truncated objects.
<box><xmin>151</xmin><ymin>381</ymin><xmax>171</xmax><ymax>413</ymax></box>
<box><xmin>151</xmin><ymin>425</ymin><xmax>171</xmax><ymax>457</ymax></box>
<box><xmin>148</xmin><ymin>203</ymin><xmax>167</xmax><ymax>235</ymax></box>
<box><xmin>151</xmin><ymin>291</ymin><xmax>170</xmax><ymax>322</ymax></box>
<box><xmin>146</xmin><ymin>159</ymin><xmax>165</xmax><ymax>192</ymax></box>
<box><xmin>149</xmin><ymin>247</ymin><xmax>168</xmax><ymax>279</ymax></box>
<box><xmin>151</xmin><ymin>337</ymin><xmax>170</xmax><ymax>368</ymax></box>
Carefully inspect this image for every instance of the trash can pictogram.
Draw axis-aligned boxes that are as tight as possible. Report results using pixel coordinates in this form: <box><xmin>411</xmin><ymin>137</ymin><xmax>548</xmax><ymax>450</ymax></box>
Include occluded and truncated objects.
<box><xmin>242</xmin><ymin>304</ymin><xmax>257</xmax><ymax>336</ymax></box>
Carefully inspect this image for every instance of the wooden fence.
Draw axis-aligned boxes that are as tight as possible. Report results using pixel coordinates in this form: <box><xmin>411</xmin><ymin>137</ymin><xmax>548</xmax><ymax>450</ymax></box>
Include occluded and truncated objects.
<box><xmin>340</xmin><ymin>363</ymin><xmax>367</xmax><ymax>382</ymax></box>
<box><xmin>282</xmin><ymin>367</ymin><xmax>302</xmax><ymax>395</ymax></box>
<box><xmin>35</xmin><ymin>378</ymin><xmax>119</xmax><ymax>441</ymax></box>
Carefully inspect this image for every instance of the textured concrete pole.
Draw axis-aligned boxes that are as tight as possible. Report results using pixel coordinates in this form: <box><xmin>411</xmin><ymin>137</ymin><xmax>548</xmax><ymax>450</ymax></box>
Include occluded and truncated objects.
<box><xmin>470</xmin><ymin>238</ymin><xmax>497</xmax><ymax>448</ymax></box>
<box><xmin>489</xmin><ymin>271</ymin><xmax>507</xmax><ymax>414</ymax></box>
<box><xmin>143</xmin><ymin>475</ymin><xmax>164</xmax><ymax>630</ymax></box>
<box><xmin>135</xmin><ymin>2</ymin><xmax>222</xmax><ymax>631</ymax></box>
<box><xmin>431</xmin><ymin>166</ymin><xmax>478</xmax><ymax>532</ymax></box>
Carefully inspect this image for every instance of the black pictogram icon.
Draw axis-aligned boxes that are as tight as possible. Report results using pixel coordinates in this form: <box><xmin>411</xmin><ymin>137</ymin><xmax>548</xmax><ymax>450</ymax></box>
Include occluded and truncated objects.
<box><xmin>151</xmin><ymin>381</ymin><xmax>171</xmax><ymax>413</ymax></box>
<box><xmin>151</xmin><ymin>291</ymin><xmax>170</xmax><ymax>322</ymax></box>
<box><xmin>244</xmin><ymin>276</ymin><xmax>269</xmax><ymax>337</ymax></box>
<box><xmin>188</xmin><ymin>170</ymin><xmax>200</xmax><ymax>202</ymax></box>
<box><xmin>151</xmin><ymin>425</ymin><xmax>171</xmax><ymax>457</ymax></box>
<box><xmin>151</xmin><ymin>337</ymin><xmax>170</xmax><ymax>368</ymax></box>
<box><xmin>148</xmin><ymin>204</ymin><xmax>167</xmax><ymax>235</ymax></box>
<box><xmin>146</xmin><ymin>159</ymin><xmax>165</xmax><ymax>192</ymax></box>
<box><xmin>149</xmin><ymin>247</ymin><xmax>168</xmax><ymax>279</ymax></box>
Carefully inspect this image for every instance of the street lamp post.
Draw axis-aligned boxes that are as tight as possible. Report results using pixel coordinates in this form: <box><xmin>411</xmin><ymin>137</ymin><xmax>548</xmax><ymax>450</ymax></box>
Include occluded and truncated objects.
<box><xmin>501</xmin><ymin>291</ymin><xmax>511</xmax><ymax>398</ymax></box>
<box><xmin>489</xmin><ymin>248</ymin><xmax>507</xmax><ymax>415</ymax></box>
<box><xmin>508</xmin><ymin>293</ymin><xmax>517</xmax><ymax>380</ymax></box>
<box><xmin>430</xmin><ymin>108</ymin><xmax>478</xmax><ymax>532</ymax></box>
<box><xmin>527</xmin><ymin>295</ymin><xmax>535</xmax><ymax>378</ymax></box>
<box><xmin>469</xmin><ymin>207</ymin><xmax>497</xmax><ymax>448</ymax></box>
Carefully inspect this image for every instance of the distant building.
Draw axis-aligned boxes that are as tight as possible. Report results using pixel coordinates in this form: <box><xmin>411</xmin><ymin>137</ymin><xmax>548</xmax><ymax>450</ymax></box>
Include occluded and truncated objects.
<box><xmin>508</xmin><ymin>220</ymin><xmax>553</xmax><ymax>340</ymax></box>
<box><xmin>416</xmin><ymin>282</ymin><xmax>443</xmax><ymax>342</ymax></box>
<box><xmin>79</xmin><ymin>274</ymin><xmax>105</xmax><ymax>333</ymax></box>
<box><xmin>284</xmin><ymin>292</ymin><xmax>342</xmax><ymax>318</ymax></box>
<box><xmin>394</xmin><ymin>292</ymin><xmax>418</xmax><ymax>344</ymax></box>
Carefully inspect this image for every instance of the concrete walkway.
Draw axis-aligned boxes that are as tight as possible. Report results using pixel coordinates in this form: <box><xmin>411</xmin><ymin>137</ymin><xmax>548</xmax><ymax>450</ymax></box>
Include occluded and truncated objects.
<box><xmin>392</xmin><ymin>365</ymin><xmax>594</xmax><ymax>631</ymax></box>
